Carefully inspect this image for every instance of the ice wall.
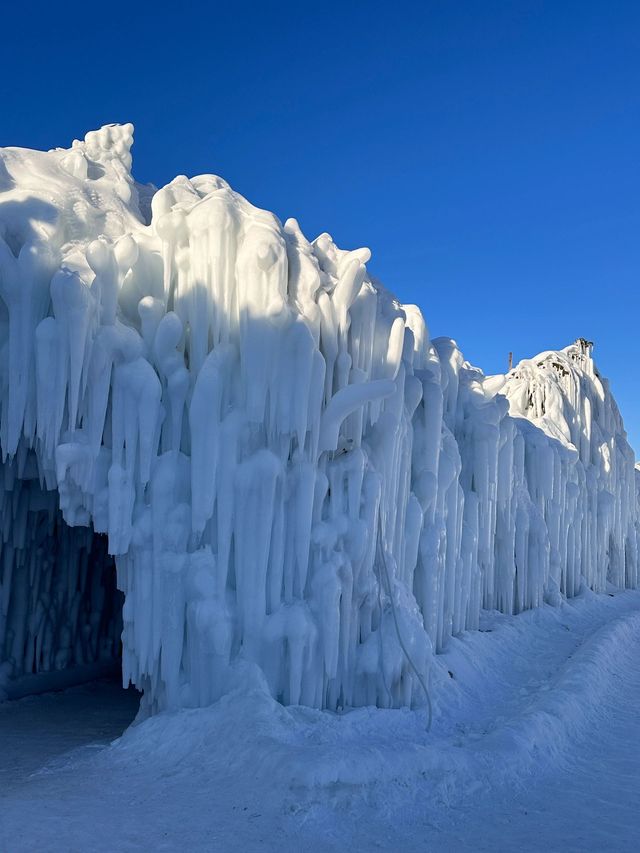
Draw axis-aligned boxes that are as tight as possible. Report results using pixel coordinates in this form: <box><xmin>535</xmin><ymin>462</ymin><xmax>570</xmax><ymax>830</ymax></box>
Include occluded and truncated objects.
<box><xmin>430</xmin><ymin>337</ymin><xmax>639</xmax><ymax>646</ymax></box>
<box><xmin>0</xmin><ymin>125</ymin><xmax>637</xmax><ymax>711</ymax></box>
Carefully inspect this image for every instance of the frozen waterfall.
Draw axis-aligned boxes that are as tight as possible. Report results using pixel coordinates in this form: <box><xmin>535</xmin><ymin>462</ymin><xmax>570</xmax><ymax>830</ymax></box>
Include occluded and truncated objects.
<box><xmin>0</xmin><ymin>125</ymin><xmax>638</xmax><ymax>712</ymax></box>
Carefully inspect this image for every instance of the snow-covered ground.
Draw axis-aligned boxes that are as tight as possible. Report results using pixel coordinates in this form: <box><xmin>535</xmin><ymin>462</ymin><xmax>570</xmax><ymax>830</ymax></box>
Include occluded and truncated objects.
<box><xmin>2</xmin><ymin>587</ymin><xmax>639</xmax><ymax>852</ymax></box>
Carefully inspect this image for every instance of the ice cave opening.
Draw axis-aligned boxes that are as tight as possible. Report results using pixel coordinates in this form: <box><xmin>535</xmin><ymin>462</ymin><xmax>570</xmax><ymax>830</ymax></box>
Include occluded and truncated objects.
<box><xmin>0</xmin><ymin>458</ymin><xmax>136</xmax><ymax>712</ymax></box>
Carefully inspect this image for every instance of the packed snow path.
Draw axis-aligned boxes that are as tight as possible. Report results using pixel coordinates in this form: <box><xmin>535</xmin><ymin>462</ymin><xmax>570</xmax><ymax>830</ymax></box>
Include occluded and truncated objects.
<box><xmin>1</xmin><ymin>589</ymin><xmax>639</xmax><ymax>852</ymax></box>
<box><xmin>0</xmin><ymin>679</ymin><xmax>139</xmax><ymax>788</ymax></box>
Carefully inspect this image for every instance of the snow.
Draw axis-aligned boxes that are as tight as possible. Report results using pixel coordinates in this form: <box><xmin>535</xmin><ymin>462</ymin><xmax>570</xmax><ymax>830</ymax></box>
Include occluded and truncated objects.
<box><xmin>0</xmin><ymin>125</ymin><xmax>639</xmax><ymax>716</ymax></box>
<box><xmin>2</xmin><ymin>125</ymin><xmax>640</xmax><ymax>849</ymax></box>
<box><xmin>2</xmin><ymin>587</ymin><xmax>640</xmax><ymax>851</ymax></box>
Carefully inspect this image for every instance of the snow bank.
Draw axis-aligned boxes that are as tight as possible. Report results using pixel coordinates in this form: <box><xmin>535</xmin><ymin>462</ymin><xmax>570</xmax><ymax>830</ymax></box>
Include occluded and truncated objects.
<box><xmin>0</xmin><ymin>125</ymin><xmax>638</xmax><ymax>713</ymax></box>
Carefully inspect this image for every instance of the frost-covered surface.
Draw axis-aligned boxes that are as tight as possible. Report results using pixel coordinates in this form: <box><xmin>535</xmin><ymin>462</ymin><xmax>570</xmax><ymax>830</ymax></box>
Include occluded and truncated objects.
<box><xmin>0</xmin><ymin>125</ymin><xmax>638</xmax><ymax>712</ymax></box>
<box><xmin>2</xmin><ymin>588</ymin><xmax>640</xmax><ymax>852</ymax></box>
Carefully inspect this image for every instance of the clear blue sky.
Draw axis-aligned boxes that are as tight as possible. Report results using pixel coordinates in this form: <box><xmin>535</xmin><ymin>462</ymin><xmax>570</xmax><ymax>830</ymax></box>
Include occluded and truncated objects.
<box><xmin>2</xmin><ymin>1</ymin><xmax>639</xmax><ymax>447</ymax></box>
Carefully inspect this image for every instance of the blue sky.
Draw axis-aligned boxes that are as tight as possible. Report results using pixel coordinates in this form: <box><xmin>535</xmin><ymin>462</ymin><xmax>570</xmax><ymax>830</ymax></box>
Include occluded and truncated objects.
<box><xmin>2</xmin><ymin>1</ymin><xmax>639</xmax><ymax>446</ymax></box>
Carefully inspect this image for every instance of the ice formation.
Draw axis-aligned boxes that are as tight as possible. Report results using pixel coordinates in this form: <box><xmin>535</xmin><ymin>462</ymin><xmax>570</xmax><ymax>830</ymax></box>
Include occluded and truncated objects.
<box><xmin>0</xmin><ymin>125</ymin><xmax>638</xmax><ymax>712</ymax></box>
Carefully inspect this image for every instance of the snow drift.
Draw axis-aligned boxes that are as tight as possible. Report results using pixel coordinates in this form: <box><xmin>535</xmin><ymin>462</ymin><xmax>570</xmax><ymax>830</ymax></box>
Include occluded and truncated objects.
<box><xmin>0</xmin><ymin>125</ymin><xmax>637</xmax><ymax>713</ymax></box>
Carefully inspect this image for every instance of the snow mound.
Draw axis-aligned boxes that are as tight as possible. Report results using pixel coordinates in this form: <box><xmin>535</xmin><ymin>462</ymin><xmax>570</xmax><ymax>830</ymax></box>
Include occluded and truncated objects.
<box><xmin>0</xmin><ymin>125</ymin><xmax>638</xmax><ymax>715</ymax></box>
<box><xmin>104</xmin><ymin>590</ymin><xmax>640</xmax><ymax>809</ymax></box>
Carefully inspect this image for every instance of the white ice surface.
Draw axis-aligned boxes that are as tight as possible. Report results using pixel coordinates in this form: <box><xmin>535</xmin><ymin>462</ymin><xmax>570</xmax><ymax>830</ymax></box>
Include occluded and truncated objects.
<box><xmin>0</xmin><ymin>125</ymin><xmax>639</xmax><ymax>717</ymax></box>
<box><xmin>2</xmin><ymin>587</ymin><xmax>640</xmax><ymax>852</ymax></box>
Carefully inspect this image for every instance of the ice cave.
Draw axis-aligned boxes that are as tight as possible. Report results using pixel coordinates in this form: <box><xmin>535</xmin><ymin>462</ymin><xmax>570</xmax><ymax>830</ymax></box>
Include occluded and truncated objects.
<box><xmin>0</xmin><ymin>465</ymin><xmax>123</xmax><ymax>700</ymax></box>
<box><xmin>1</xmin><ymin>124</ymin><xmax>638</xmax><ymax>715</ymax></box>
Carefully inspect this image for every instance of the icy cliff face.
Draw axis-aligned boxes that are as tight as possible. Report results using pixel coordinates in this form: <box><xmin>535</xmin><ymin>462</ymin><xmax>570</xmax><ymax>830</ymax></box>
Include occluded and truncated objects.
<box><xmin>0</xmin><ymin>125</ymin><xmax>637</xmax><ymax>712</ymax></box>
